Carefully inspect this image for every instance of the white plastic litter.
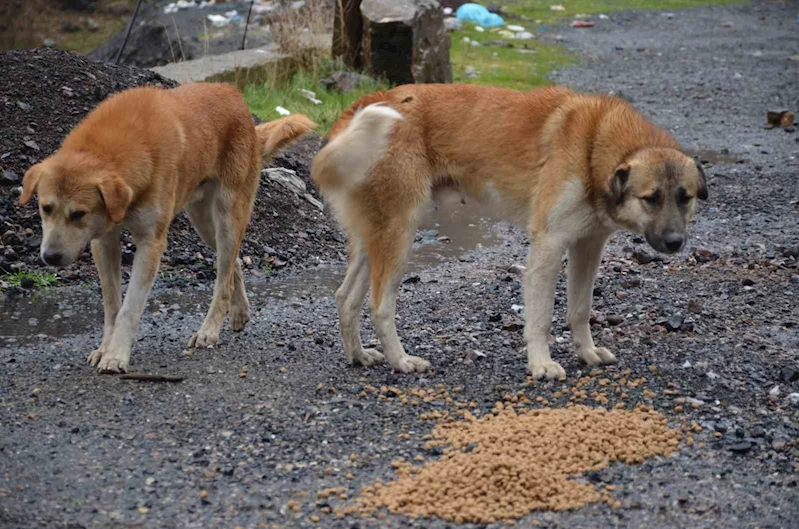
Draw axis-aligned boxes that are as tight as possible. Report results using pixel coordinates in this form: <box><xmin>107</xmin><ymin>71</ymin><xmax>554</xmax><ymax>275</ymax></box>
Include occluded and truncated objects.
<box><xmin>550</xmin><ymin>4</ymin><xmax>565</xmax><ymax>11</ymax></box>
<box><xmin>474</xmin><ymin>25</ymin><xmax>485</xmax><ymax>32</ymax></box>
<box><xmin>275</xmin><ymin>106</ymin><xmax>291</xmax><ymax>116</ymax></box>
<box><xmin>506</xmin><ymin>24</ymin><xmax>525</xmax><ymax>32</ymax></box>
<box><xmin>298</xmin><ymin>88</ymin><xmax>322</xmax><ymax>105</ymax></box>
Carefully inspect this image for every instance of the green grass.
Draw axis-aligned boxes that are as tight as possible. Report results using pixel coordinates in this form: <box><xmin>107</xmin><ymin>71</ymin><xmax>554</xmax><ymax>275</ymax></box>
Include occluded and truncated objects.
<box><xmin>450</xmin><ymin>0</ymin><xmax>745</xmax><ymax>90</ymax></box>
<box><xmin>451</xmin><ymin>26</ymin><xmax>572</xmax><ymax>89</ymax></box>
<box><xmin>244</xmin><ymin>62</ymin><xmax>390</xmax><ymax>135</ymax></box>
<box><xmin>1</xmin><ymin>271</ymin><xmax>60</xmax><ymax>289</ymax></box>
<box><xmin>500</xmin><ymin>0</ymin><xmax>746</xmax><ymax>23</ymax></box>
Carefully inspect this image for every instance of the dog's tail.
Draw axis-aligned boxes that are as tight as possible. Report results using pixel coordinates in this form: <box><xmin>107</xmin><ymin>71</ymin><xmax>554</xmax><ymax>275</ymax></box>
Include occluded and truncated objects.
<box><xmin>311</xmin><ymin>104</ymin><xmax>403</xmax><ymax>191</ymax></box>
<box><xmin>255</xmin><ymin>114</ymin><xmax>317</xmax><ymax>163</ymax></box>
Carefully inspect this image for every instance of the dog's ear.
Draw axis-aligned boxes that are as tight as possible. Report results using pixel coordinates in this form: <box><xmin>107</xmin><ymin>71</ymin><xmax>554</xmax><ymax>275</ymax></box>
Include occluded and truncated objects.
<box><xmin>695</xmin><ymin>161</ymin><xmax>709</xmax><ymax>200</ymax></box>
<box><xmin>610</xmin><ymin>163</ymin><xmax>631</xmax><ymax>205</ymax></box>
<box><xmin>256</xmin><ymin>114</ymin><xmax>317</xmax><ymax>163</ymax></box>
<box><xmin>20</xmin><ymin>163</ymin><xmax>45</xmax><ymax>205</ymax></box>
<box><xmin>98</xmin><ymin>174</ymin><xmax>133</xmax><ymax>223</ymax></box>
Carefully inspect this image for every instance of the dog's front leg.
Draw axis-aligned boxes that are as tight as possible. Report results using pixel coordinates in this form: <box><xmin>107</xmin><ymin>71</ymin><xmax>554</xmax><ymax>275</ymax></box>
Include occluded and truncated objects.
<box><xmin>86</xmin><ymin>226</ymin><xmax>121</xmax><ymax>366</ymax></box>
<box><xmin>524</xmin><ymin>235</ymin><xmax>567</xmax><ymax>380</ymax></box>
<box><xmin>567</xmin><ymin>234</ymin><xmax>616</xmax><ymax>366</ymax></box>
<box><xmin>90</xmin><ymin>232</ymin><xmax>167</xmax><ymax>373</ymax></box>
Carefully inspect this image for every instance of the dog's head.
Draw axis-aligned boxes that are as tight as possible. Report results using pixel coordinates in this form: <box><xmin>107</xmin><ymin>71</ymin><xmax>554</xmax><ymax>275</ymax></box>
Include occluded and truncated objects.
<box><xmin>608</xmin><ymin>148</ymin><xmax>708</xmax><ymax>254</ymax></box>
<box><xmin>19</xmin><ymin>154</ymin><xmax>132</xmax><ymax>267</ymax></box>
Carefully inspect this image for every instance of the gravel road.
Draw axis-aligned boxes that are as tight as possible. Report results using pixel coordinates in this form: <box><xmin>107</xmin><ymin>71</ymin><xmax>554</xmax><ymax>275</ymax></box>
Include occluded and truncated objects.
<box><xmin>1</xmin><ymin>2</ymin><xmax>798</xmax><ymax>528</ymax></box>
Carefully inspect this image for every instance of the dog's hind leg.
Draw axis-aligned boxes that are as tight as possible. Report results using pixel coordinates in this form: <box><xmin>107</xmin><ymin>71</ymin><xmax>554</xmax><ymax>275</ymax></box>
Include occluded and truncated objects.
<box><xmin>185</xmin><ymin>193</ymin><xmax>250</xmax><ymax>333</ymax></box>
<box><xmin>335</xmin><ymin>241</ymin><xmax>384</xmax><ymax>366</ymax></box>
<box><xmin>87</xmin><ymin>225</ymin><xmax>121</xmax><ymax>366</ymax></box>
<box><xmin>367</xmin><ymin>217</ymin><xmax>430</xmax><ymax>374</ymax></box>
<box><xmin>567</xmin><ymin>234</ymin><xmax>616</xmax><ymax>366</ymax></box>
<box><xmin>189</xmin><ymin>182</ymin><xmax>252</xmax><ymax>348</ymax></box>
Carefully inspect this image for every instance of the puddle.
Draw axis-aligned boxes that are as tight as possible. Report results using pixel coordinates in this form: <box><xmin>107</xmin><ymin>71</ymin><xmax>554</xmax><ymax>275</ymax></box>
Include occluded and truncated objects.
<box><xmin>0</xmin><ymin>202</ymin><xmax>500</xmax><ymax>346</ymax></box>
<box><xmin>686</xmin><ymin>149</ymin><xmax>747</xmax><ymax>165</ymax></box>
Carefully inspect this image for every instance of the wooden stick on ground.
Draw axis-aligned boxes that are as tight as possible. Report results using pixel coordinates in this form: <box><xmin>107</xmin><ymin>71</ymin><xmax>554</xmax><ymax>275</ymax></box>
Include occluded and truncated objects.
<box><xmin>120</xmin><ymin>372</ymin><xmax>185</xmax><ymax>383</ymax></box>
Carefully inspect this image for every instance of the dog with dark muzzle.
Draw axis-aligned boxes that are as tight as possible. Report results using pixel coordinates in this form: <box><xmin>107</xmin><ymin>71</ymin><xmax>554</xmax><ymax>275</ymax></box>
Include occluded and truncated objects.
<box><xmin>311</xmin><ymin>84</ymin><xmax>707</xmax><ymax>379</ymax></box>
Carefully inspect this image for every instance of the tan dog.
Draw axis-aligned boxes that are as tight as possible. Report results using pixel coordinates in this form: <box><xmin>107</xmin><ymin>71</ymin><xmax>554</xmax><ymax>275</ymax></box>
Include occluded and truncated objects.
<box><xmin>20</xmin><ymin>83</ymin><xmax>315</xmax><ymax>373</ymax></box>
<box><xmin>312</xmin><ymin>84</ymin><xmax>707</xmax><ymax>378</ymax></box>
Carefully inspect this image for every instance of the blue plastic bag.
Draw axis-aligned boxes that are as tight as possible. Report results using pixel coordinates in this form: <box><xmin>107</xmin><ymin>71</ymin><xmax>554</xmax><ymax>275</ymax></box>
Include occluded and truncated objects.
<box><xmin>456</xmin><ymin>3</ymin><xmax>504</xmax><ymax>28</ymax></box>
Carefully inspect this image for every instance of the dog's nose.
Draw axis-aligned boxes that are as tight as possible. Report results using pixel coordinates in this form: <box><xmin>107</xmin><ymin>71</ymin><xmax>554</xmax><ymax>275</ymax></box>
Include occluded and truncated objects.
<box><xmin>42</xmin><ymin>250</ymin><xmax>63</xmax><ymax>267</ymax></box>
<box><xmin>663</xmin><ymin>232</ymin><xmax>684</xmax><ymax>253</ymax></box>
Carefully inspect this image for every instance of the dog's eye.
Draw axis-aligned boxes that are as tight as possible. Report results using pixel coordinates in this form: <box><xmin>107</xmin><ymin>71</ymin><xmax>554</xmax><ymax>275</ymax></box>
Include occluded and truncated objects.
<box><xmin>678</xmin><ymin>188</ymin><xmax>693</xmax><ymax>205</ymax></box>
<box><xmin>42</xmin><ymin>205</ymin><xmax>53</xmax><ymax>215</ymax></box>
<box><xmin>70</xmin><ymin>211</ymin><xmax>86</xmax><ymax>222</ymax></box>
<box><xmin>642</xmin><ymin>193</ymin><xmax>660</xmax><ymax>206</ymax></box>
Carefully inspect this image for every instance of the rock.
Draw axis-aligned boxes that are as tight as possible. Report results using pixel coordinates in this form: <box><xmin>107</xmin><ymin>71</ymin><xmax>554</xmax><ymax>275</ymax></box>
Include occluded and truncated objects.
<box><xmin>787</xmin><ymin>393</ymin><xmax>799</xmax><ymax>407</ymax></box>
<box><xmin>620</xmin><ymin>278</ymin><xmax>641</xmax><ymax>288</ymax></box>
<box><xmin>742</xmin><ymin>278</ymin><xmax>755</xmax><ymax>287</ymax></box>
<box><xmin>85</xmin><ymin>18</ymin><xmax>100</xmax><ymax>32</ymax></box>
<box><xmin>20</xmin><ymin>276</ymin><xmax>35</xmax><ymax>289</ymax></box>
<box><xmin>43</xmin><ymin>39</ymin><xmax>56</xmax><ymax>48</ymax></box>
<box><xmin>502</xmin><ymin>316</ymin><xmax>524</xmax><ymax>332</ymax></box>
<box><xmin>750</xmin><ymin>425</ymin><xmax>765</xmax><ymax>438</ymax></box>
<box><xmin>444</xmin><ymin>17</ymin><xmax>462</xmax><ymax>31</ymax></box>
<box><xmin>23</xmin><ymin>140</ymin><xmax>40</xmax><ymax>151</ymax></box>
<box><xmin>4</xmin><ymin>247</ymin><xmax>18</xmax><ymax>262</ymax></box>
<box><xmin>687</xmin><ymin>300</ymin><xmax>702</xmax><ymax>314</ymax></box>
<box><xmin>61</xmin><ymin>21</ymin><xmax>82</xmax><ymax>33</ymax></box>
<box><xmin>729</xmin><ymin>441</ymin><xmax>753</xmax><ymax>453</ymax></box>
<box><xmin>466</xmin><ymin>350</ymin><xmax>486</xmax><ymax>361</ymax></box>
<box><xmin>464</xmin><ymin>65</ymin><xmax>479</xmax><ymax>78</ymax></box>
<box><xmin>693</xmin><ymin>247</ymin><xmax>718</xmax><ymax>262</ymax></box>
<box><xmin>766</xmin><ymin>110</ymin><xmax>794</xmax><ymax>128</ymax></box>
<box><xmin>666</xmin><ymin>315</ymin><xmax>684</xmax><ymax>331</ymax></box>
<box><xmin>265</xmin><ymin>168</ymin><xmax>307</xmax><ymax>196</ymax></box>
<box><xmin>89</xmin><ymin>22</ymin><xmax>198</xmax><ymax>68</ymax></box>
<box><xmin>2</xmin><ymin>230</ymin><xmax>21</xmax><ymax>245</ymax></box>
<box><xmin>632</xmin><ymin>250</ymin><xmax>653</xmax><ymax>265</ymax></box>
<box><xmin>361</xmin><ymin>0</ymin><xmax>452</xmax><ymax>85</ymax></box>
<box><xmin>780</xmin><ymin>367</ymin><xmax>799</xmax><ymax>383</ymax></box>
<box><xmin>507</xmin><ymin>264</ymin><xmax>526</xmax><ymax>276</ymax></box>
<box><xmin>606</xmin><ymin>314</ymin><xmax>624</xmax><ymax>326</ymax></box>
<box><xmin>121</xmin><ymin>249</ymin><xmax>134</xmax><ymax>265</ymax></box>
<box><xmin>319</xmin><ymin>71</ymin><xmax>373</xmax><ymax>94</ymax></box>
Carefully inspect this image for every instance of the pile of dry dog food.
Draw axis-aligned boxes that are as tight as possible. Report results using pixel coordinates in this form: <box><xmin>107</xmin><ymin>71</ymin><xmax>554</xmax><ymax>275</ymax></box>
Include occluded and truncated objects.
<box><xmin>353</xmin><ymin>403</ymin><xmax>681</xmax><ymax>524</ymax></box>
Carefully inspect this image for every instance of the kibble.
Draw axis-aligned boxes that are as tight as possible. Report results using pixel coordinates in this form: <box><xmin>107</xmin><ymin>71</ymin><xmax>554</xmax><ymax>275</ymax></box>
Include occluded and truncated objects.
<box><xmin>356</xmin><ymin>405</ymin><xmax>681</xmax><ymax>523</ymax></box>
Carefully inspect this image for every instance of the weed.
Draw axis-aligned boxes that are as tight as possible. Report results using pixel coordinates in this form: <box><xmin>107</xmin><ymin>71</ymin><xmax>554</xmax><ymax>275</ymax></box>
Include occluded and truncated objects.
<box><xmin>1</xmin><ymin>271</ymin><xmax>60</xmax><ymax>289</ymax></box>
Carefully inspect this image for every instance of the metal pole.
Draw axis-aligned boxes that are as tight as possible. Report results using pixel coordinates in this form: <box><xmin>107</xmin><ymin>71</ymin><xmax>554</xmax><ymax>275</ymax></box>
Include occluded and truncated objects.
<box><xmin>241</xmin><ymin>0</ymin><xmax>255</xmax><ymax>50</ymax></box>
<box><xmin>115</xmin><ymin>0</ymin><xmax>145</xmax><ymax>65</ymax></box>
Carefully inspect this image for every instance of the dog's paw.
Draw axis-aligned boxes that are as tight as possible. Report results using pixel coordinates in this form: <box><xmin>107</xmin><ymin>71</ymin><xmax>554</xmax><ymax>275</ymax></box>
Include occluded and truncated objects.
<box><xmin>95</xmin><ymin>352</ymin><xmax>129</xmax><ymax>374</ymax></box>
<box><xmin>229</xmin><ymin>306</ymin><xmax>250</xmax><ymax>332</ymax></box>
<box><xmin>577</xmin><ymin>346</ymin><xmax>616</xmax><ymax>366</ymax></box>
<box><xmin>87</xmin><ymin>347</ymin><xmax>105</xmax><ymax>367</ymax></box>
<box><xmin>392</xmin><ymin>355</ymin><xmax>431</xmax><ymax>374</ymax></box>
<box><xmin>352</xmin><ymin>348</ymin><xmax>385</xmax><ymax>367</ymax></box>
<box><xmin>188</xmin><ymin>328</ymin><xmax>220</xmax><ymax>349</ymax></box>
<box><xmin>529</xmin><ymin>359</ymin><xmax>566</xmax><ymax>381</ymax></box>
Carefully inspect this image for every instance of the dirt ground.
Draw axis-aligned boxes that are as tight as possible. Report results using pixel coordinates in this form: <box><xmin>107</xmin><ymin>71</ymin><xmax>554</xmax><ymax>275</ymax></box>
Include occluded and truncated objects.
<box><xmin>1</xmin><ymin>1</ymin><xmax>799</xmax><ymax>528</ymax></box>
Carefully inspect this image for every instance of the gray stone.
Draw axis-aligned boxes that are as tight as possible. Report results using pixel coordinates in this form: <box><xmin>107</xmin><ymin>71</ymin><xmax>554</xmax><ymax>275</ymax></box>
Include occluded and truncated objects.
<box><xmin>361</xmin><ymin>0</ymin><xmax>451</xmax><ymax>85</ymax></box>
<box><xmin>320</xmin><ymin>71</ymin><xmax>373</xmax><ymax>93</ymax></box>
<box><xmin>89</xmin><ymin>22</ymin><xmax>198</xmax><ymax>68</ymax></box>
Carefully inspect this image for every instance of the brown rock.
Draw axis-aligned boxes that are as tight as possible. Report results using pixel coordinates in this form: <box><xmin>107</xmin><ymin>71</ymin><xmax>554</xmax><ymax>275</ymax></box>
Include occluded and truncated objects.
<box><xmin>361</xmin><ymin>0</ymin><xmax>452</xmax><ymax>85</ymax></box>
<box><xmin>767</xmin><ymin>110</ymin><xmax>794</xmax><ymax>128</ymax></box>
